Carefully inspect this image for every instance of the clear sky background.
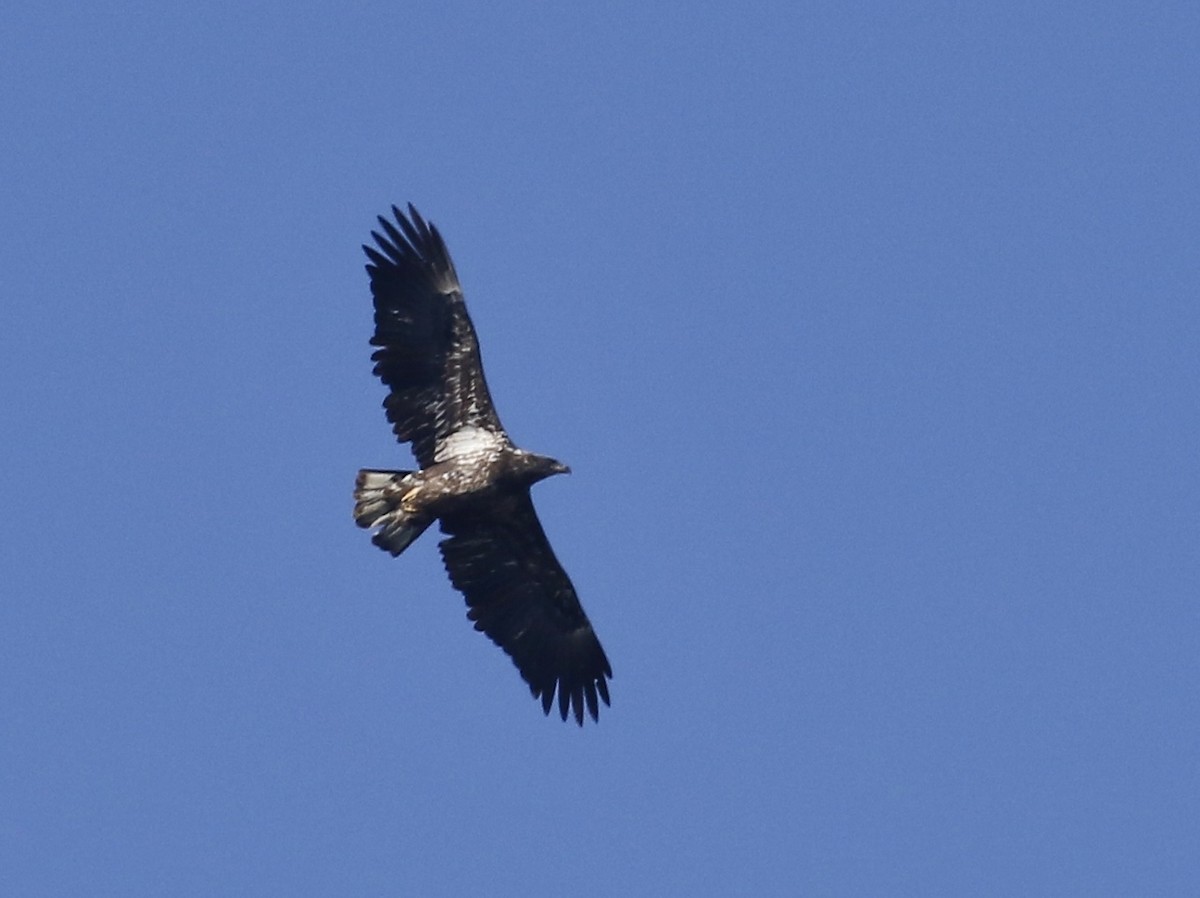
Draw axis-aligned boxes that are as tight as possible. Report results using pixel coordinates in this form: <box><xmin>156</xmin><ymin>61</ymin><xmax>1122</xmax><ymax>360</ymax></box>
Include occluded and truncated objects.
<box><xmin>3</xmin><ymin>3</ymin><xmax>1198</xmax><ymax>895</ymax></box>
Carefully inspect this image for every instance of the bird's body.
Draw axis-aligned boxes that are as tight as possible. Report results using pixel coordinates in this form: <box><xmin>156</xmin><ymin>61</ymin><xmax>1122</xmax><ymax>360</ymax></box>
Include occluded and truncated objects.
<box><xmin>353</xmin><ymin>205</ymin><xmax>611</xmax><ymax>725</ymax></box>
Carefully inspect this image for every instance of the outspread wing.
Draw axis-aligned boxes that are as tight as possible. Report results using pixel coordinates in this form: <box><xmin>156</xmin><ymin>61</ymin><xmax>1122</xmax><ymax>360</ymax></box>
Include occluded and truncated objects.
<box><xmin>363</xmin><ymin>204</ymin><xmax>506</xmax><ymax>468</ymax></box>
<box><xmin>438</xmin><ymin>492</ymin><xmax>612</xmax><ymax>725</ymax></box>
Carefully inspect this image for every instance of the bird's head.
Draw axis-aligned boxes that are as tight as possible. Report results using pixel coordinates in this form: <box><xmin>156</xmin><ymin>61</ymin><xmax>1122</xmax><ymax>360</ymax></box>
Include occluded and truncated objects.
<box><xmin>524</xmin><ymin>453</ymin><xmax>571</xmax><ymax>483</ymax></box>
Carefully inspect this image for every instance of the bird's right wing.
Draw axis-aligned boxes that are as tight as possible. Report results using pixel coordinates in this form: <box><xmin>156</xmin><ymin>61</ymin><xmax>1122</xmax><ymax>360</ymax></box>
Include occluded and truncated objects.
<box><xmin>363</xmin><ymin>205</ymin><xmax>508</xmax><ymax>468</ymax></box>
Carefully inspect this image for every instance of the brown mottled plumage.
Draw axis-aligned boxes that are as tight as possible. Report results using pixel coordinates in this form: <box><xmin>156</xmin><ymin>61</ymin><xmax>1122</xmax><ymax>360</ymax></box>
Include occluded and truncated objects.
<box><xmin>353</xmin><ymin>205</ymin><xmax>611</xmax><ymax>725</ymax></box>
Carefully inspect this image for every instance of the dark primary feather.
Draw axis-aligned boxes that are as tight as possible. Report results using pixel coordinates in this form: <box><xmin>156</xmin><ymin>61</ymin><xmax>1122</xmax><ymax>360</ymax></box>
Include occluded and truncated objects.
<box><xmin>438</xmin><ymin>493</ymin><xmax>612</xmax><ymax>725</ymax></box>
<box><xmin>364</xmin><ymin>204</ymin><xmax>506</xmax><ymax>468</ymax></box>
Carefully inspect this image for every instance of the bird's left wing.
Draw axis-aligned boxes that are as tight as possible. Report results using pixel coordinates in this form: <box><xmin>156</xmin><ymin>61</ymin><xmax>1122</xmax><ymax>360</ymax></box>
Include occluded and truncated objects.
<box><xmin>438</xmin><ymin>493</ymin><xmax>612</xmax><ymax>725</ymax></box>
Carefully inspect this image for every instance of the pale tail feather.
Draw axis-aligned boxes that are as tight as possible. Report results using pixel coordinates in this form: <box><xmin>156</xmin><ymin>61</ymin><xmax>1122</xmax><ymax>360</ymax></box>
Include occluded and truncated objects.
<box><xmin>353</xmin><ymin>469</ymin><xmax>432</xmax><ymax>556</ymax></box>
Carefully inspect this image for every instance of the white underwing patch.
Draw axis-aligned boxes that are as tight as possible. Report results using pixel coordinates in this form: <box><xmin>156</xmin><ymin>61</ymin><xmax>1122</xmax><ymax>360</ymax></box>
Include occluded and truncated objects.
<box><xmin>435</xmin><ymin>425</ymin><xmax>504</xmax><ymax>462</ymax></box>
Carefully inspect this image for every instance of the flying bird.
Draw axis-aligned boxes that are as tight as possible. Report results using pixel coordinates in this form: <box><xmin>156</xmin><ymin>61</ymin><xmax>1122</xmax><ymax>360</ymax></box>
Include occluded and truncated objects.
<box><xmin>353</xmin><ymin>204</ymin><xmax>612</xmax><ymax>725</ymax></box>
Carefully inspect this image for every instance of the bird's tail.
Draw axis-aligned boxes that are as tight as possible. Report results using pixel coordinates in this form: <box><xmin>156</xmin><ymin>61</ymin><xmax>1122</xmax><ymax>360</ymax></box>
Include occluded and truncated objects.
<box><xmin>353</xmin><ymin>469</ymin><xmax>433</xmax><ymax>556</ymax></box>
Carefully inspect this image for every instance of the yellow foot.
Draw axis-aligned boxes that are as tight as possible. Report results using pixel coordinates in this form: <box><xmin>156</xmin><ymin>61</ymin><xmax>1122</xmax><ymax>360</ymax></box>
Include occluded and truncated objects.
<box><xmin>400</xmin><ymin>487</ymin><xmax>422</xmax><ymax>514</ymax></box>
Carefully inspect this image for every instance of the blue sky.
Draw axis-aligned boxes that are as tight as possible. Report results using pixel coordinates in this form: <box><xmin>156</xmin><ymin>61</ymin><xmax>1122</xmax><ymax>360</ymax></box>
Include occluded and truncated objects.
<box><xmin>3</xmin><ymin>2</ymin><xmax>1198</xmax><ymax>894</ymax></box>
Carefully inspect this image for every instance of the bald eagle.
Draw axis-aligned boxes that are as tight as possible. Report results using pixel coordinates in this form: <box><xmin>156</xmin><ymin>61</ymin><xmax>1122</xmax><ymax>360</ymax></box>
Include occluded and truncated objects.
<box><xmin>353</xmin><ymin>204</ymin><xmax>612</xmax><ymax>725</ymax></box>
